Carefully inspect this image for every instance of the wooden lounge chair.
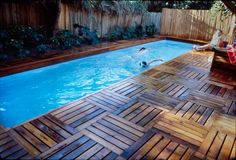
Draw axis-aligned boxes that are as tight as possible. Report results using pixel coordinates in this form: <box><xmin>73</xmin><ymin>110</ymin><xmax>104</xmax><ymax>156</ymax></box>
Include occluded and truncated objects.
<box><xmin>211</xmin><ymin>47</ymin><xmax>236</xmax><ymax>75</ymax></box>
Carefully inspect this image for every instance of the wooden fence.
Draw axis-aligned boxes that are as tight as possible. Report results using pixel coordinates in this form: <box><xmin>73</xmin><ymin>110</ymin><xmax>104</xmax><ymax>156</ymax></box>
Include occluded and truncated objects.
<box><xmin>1</xmin><ymin>2</ymin><xmax>234</xmax><ymax>41</ymax></box>
<box><xmin>160</xmin><ymin>8</ymin><xmax>235</xmax><ymax>42</ymax></box>
<box><xmin>0</xmin><ymin>2</ymin><xmax>46</xmax><ymax>28</ymax></box>
<box><xmin>0</xmin><ymin>2</ymin><xmax>161</xmax><ymax>37</ymax></box>
<box><xmin>58</xmin><ymin>3</ymin><xmax>161</xmax><ymax>37</ymax></box>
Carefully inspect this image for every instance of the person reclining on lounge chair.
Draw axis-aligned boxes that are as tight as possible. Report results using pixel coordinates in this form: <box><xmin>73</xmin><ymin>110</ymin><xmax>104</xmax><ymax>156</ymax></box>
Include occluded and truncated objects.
<box><xmin>193</xmin><ymin>29</ymin><xmax>223</xmax><ymax>51</ymax></box>
<box><xmin>139</xmin><ymin>58</ymin><xmax>164</xmax><ymax>67</ymax></box>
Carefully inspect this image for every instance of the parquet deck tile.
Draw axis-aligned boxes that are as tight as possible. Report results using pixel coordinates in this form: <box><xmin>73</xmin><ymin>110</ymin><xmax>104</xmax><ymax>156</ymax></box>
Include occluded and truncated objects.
<box><xmin>120</xmin><ymin>128</ymin><xmax>197</xmax><ymax>160</ymax></box>
<box><xmin>1</xmin><ymin>46</ymin><xmax>235</xmax><ymax>159</ymax></box>
<box><xmin>80</xmin><ymin>114</ymin><xmax>145</xmax><ymax>155</ymax></box>
<box><xmin>193</xmin><ymin>129</ymin><xmax>236</xmax><ymax>160</ymax></box>
<box><xmin>170</xmin><ymin>101</ymin><xmax>218</xmax><ymax>128</ymax></box>
<box><xmin>153</xmin><ymin>112</ymin><xmax>209</xmax><ymax>147</ymax></box>
<box><xmin>113</xmin><ymin>99</ymin><xmax>164</xmax><ymax>130</ymax></box>
<box><xmin>0</xmin><ymin>129</ymin><xmax>32</xmax><ymax>159</ymax></box>
<box><xmin>37</xmin><ymin>132</ymin><xmax>119</xmax><ymax>160</ymax></box>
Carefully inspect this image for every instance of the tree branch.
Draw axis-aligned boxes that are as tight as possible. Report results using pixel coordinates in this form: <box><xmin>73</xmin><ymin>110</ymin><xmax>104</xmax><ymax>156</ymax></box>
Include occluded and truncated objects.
<box><xmin>222</xmin><ymin>0</ymin><xmax>236</xmax><ymax>14</ymax></box>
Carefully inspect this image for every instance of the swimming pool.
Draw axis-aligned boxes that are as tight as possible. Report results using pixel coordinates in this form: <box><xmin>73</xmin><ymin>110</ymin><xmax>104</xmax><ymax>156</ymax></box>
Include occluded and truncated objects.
<box><xmin>0</xmin><ymin>40</ymin><xmax>193</xmax><ymax>128</ymax></box>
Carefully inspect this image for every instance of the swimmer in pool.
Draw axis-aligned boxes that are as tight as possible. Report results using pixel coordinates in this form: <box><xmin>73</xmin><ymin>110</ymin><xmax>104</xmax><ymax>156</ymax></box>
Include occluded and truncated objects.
<box><xmin>139</xmin><ymin>58</ymin><xmax>164</xmax><ymax>67</ymax></box>
<box><xmin>136</xmin><ymin>47</ymin><xmax>150</xmax><ymax>55</ymax></box>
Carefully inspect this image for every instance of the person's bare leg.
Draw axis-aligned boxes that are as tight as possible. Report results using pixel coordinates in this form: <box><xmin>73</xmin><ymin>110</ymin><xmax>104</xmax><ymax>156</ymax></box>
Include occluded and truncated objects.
<box><xmin>195</xmin><ymin>44</ymin><xmax>212</xmax><ymax>51</ymax></box>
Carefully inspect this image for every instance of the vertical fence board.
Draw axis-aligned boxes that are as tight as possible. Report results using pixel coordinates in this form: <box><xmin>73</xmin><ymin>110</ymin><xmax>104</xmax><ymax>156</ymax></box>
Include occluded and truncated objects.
<box><xmin>1</xmin><ymin>3</ymin><xmax>233</xmax><ymax>42</ymax></box>
<box><xmin>160</xmin><ymin>8</ymin><xmax>235</xmax><ymax>42</ymax></box>
<box><xmin>0</xmin><ymin>2</ymin><xmax>161</xmax><ymax>38</ymax></box>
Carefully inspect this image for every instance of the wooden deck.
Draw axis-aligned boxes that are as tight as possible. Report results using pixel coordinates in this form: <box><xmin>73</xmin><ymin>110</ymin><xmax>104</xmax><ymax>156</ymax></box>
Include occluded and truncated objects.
<box><xmin>0</xmin><ymin>50</ymin><xmax>235</xmax><ymax>159</ymax></box>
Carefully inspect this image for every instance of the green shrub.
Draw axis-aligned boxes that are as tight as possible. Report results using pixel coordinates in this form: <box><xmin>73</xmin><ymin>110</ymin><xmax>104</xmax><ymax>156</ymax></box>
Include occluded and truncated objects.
<box><xmin>74</xmin><ymin>24</ymin><xmax>100</xmax><ymax>45</ymax></box>
<box><xmin>81</xmin><ymin>26</ymin><xmax>100</xmax><ymax>44</ymax></box>
<box><xmin>18</xmin><ymin>49</ymin><xmax>30</xmax><ymax>58</ymax></box>
<box><xmin>0</xmin><ymin>53</ymin><xmax>8</xmax><ymax>61</ymax></box>
<box><xmin>0</xmin><ymin>26</ymin><xmax>47</xmax><ymax>60</ymax></box>
<box><xmin>106</xmin><ymin>26</ymin><xmax>125</xmax><ymax>41</ymax></box>
<box><xmin>0</xmin><ymin>25</ymin><xmax>101</xmax><ymax>61</ymax></box>
<box><xmin>0</xmin><ymin>30</ymin><xmax>9</xmax><ymax>41</ymax></box>
<box><xmin>50</xmin><ymin>30</ymin><xmax>81</xmax><ymax>50</ymax></box>
<box><xmin>9</xmin><ymin>25</ymin><xmax>45</xmax><ymax>48</ymax></box>
<box><xmin>5</xmin><ymin>39</ymin><xmax>24</xmax><ymax>53</ymax></box>
<box><xmin>123</xmin><ymin>26</ymin><xmax>137</xmax><ymax>40</ymax></box>
<box><xmin>145</xmin><ymin>24</ymin><xmax>157</xmax><ymax>37</ymax></box>
<box><xmin>36</xmin><ymin>44</ymin><xmax>49</xmax><ymax>54</ymax></box>
<box><xmin>135</xmin><ymin>24</ymin><xmax>145</xmax><ymax>38</ymax></box>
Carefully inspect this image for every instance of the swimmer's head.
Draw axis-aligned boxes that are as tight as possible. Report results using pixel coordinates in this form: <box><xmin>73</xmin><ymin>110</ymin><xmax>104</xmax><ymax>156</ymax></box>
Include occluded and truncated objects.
<box><xmin>139</xmin><ymin>47</ymin><xmax>146</xmax><ymax>51</ymax></box>
<box><xmin>139</xmin><ymin>61</ymin><xmax>148</xmax><ymax>67</ymax></box>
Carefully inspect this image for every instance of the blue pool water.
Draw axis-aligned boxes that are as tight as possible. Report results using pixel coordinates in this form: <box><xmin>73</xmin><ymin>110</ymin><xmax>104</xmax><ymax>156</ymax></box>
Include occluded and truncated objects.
<box><xmin>0</xmin><ymin>40</ymin><xmax>193</xmax><ymax>128</ymax></box>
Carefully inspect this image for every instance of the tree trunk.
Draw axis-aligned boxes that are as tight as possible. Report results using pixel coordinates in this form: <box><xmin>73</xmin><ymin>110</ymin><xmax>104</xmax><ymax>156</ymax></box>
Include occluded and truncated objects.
<box><xmin>44</xmin><ymin>0</ymin><xmax>61</xmax><ymax>37</ymax></box>
<box><xmin>222</xmin><ymin>1</ymin><xmax>236</xmax><ymax>14</ymax></box>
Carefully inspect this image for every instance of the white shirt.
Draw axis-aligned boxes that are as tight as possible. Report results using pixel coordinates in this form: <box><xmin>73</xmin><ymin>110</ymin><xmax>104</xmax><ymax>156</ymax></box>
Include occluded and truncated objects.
<box><xmin>210</xmin><ymin>32</ymin><xmax>222</xmax><ymax>46</ymax></box>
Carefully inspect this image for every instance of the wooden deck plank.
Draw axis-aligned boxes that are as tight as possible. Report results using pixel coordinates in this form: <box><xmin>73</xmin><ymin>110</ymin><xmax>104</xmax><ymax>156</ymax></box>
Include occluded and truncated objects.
<box><xmin>45</xmin><ymin>114</ymin><xmax>78</xmax><ymax>135</ymax></box>
<box><xmin>207</xmin><ymin>132</ymin><xmax>226</xmax><ymax>159</ymax></box>
<box><xmin>120</xmin><ymin>129</ymin><xmax>156</xmax><ymax>159</ymax></box>
<box><xmin>156</xmin><ymin>141</ymin><xmax>179</xmax><ymax>159</ymax></box>
<box><xmin>38</xmin><ymin>116</ymin><xmax>71</xmax><ymax>139</ymax></box>
<box><xmin>91</xmin><ymin>122</ymin><xmax>134</xmax><ymax>145</ymax></box>
<box><xmin>5</xmin><ymin>149</ymin><xmax>28</xmax><ymax>160</ymax></box>
<box><xmin>46</xmin><ymin>136</ymin><xmax>90</xmax><ymax>159</ymax></box>
<box><xmin>55</xmin><ymin>101</ymin><xmax>93</xmax><ymax>119</ymax></box>
<box><xmin>0</xmin><ymin>140</ymin><xmax>17</xmax><ymax>153</ymax></box>
<box><xmin>0</xmin><ymin>145</ymin><xmax>22</xmax><ymax>159</ymax></box>
<box><xmin>81</xmin><ymin>129</ymin><xmax>123</xmax><ymax>155</ymax></box>
<box><xmin>86</xmin><ymin>126</ymin><xmax>129</xmax><ymax>150</ymax></box>
<box><xmin>144</xmin><ymin>137</ymin><xmax>170</xmax><ymax>159</ymax></box>
<box><xmin>22</xmin><ymin>123</ymin><xmax>57</xmax><ymax>147</ymax></box>
<box><xmin>71</xmin><ymin>109</ymin><xmax>105</xmax><ymax>128</ymax></box>
<box><xmin>106</xmin><ymin>114</ymin><xmax>144</xmax><ymax>132</ymax></box>
<box><xmin>124</xmin><ymin>104</ymin><xmax>147</xmax><ymax>121</ymax></box>
<box><xmin>130</xmin><ymin>134</ymin><xmax>163</xmax><ymax>159</ymax></box>
<box><xmin>230</xmin><ymin>140</ymin><xmax>236</xmax><ymax>160</ymax></box>
<box><xmin>89</xmin><ymin>148</ymin><xmax>111</xmax><ymax>159</ymax></box>
<box><xmin>217</xmin><ymin>134</ymin><xmax>235</xmax><ymax>160</ymax></box>
<box><xmin>31</xmin><ymin>120</ymin><xmax>65</xmax><ymax>143</ymax></box>
<box><xmin>168</xmin><ymin>144</ymin><xmax>188</xmax><ymax>159</ymax></box>
<box><xmin>63</xmin><ymin>105</ymin><xmax>99</xmax><ymax>124</ymax></box>
<box><xmin>75</xmin><ymin>143</ymin><xmax>103</xmax><ymax>160</ymax></box>
<box><xmin>37</xmin><ymin>132</ymin><xmax>84</xmax><ymax>159</ymax></box>
<box><xmin>14</xmin><ymin>126</ymin><xmax>48</xmax><ymax>152</ymax></box>
<box><xmin>51</xmin><ymin>100</ymin><xmax>85</xmax><ymax>116</ymax></box>
<box><xmin>8</xmin><ymin>129</ymin><xmax>40</xmax><ymax>156</ymax></box>
<box><xmin>97</xmin><ymin>119</ymin><xmax>140</xmax><ymax>141</ymax></box>
<box><xmin>62</xmin><ymin>139</ymin><xmax>96</xmax><ymax>159</ymax></box>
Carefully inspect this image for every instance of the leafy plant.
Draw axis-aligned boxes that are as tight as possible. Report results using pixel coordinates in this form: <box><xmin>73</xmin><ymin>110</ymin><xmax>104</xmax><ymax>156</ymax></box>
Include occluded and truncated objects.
<box><xmin>18</xmin><ymin>49</ymin><xmax>30</xmax><ymax>58</ymax></box>
<box><xmin>122</xmin><ymin>26</ymin><xmax>137</xmax><ymax>40</ymax></box>
<box><xmin>107</xmin><ymin>26</ymin><xmax>124</xmax><ymax>41</ymax></box>
<box><xmin>78</xmin><ymin>0</ymin><xmax>147</xmax><ymax>15</ymax></box>
<box><xmin>210</xmin><ymin>1</ymin><xmax>233</xmax><ymax>20</ymax></box>
<box><xmin>5</xmin><ymin>39</ymin><xmax>24</xmax><ymax>53</ymax></box>
<box><xmin>135</xmin><ymin>24</ymin><xmax>145</xmax><ymax>38</ymax></box>
<box><xmin>50</xmin><ymin>30</ymin><xmax>81</xmax><ymax>50</ymax></box>
<box><xmin>36</xmin><ymin>44</ymin><xmax>49</xmax><ymax>54</ymax></box>
<box><xmin>145</xmin><ymin>24</ymin><xmax>157</xmax><ymax>37</ymax></box>
<box><xmin>0</xmin><ymin>30</ymin><xmax>9</xmax><ymax>41</ymax></box>
<box><xmin>9</xmin><ymin>25</ymin><xmax>45</xmax><ymax>48</ymax></box>
<box><xmin>0</xmin><ymin>53</ymin><xmax>8</xmax><ymax>61</ymax></box>
<box><xmin>74</xmin><ymin>24</ymin><xmax>100</xmax><ymax>45</ymax></box>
